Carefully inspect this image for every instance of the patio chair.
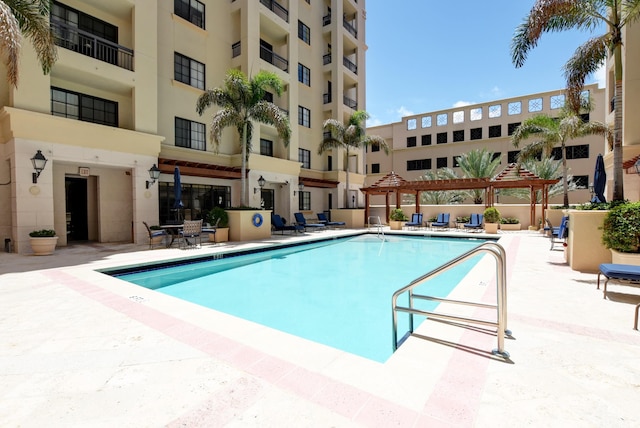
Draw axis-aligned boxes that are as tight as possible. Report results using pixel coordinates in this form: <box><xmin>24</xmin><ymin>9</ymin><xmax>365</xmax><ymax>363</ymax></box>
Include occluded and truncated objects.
<box><xmin>201</xmin><ymin>218</ymin><xmax>219</xmax><ymax>243</ymax></box>
<box><xmin>294</xmin><ymin>212</ymin><xmax>325</xmax><ymax>231</ymax></box>
<box><xmin>180</xmin><ymin>219</ymin><xmax>203</xmax><ymax>249</ymax></box>
<box><xmin>463</xmin><ymin>213</ymin><xmax>483</xmax><ymax>231</ymax></box>
<box><xmin>430</xmin><ymin>213</ymin><xmax>450</xmax><ymax>230</ymax></box>
<box><xmin>404</xmin><ymin>213</ymin><xmax>423</xmax><ymax>230</ymax></box>
<box><xmin>143</xmin><ymin>221</ymin><xmax>167</xmax><ymax>249</ymax></box>
<box><xmin>317</xmin><ymin>212</ymin><xmax>346</xmax><ymax>228</ymax></box>
<box><xmin>272</xmin><ymin>214</ymin><xmax>303</xmax><ymax>234</ymax></box>
<box><xmin>549</xmin><ymin>216</ymin><xmax>569</xmax><ymax>250</ymax></box>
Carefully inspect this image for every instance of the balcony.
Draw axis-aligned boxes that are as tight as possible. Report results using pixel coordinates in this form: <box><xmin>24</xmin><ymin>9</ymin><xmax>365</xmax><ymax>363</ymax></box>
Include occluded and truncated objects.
<box><xmin>323</xmin><ymin>14</ymin><xmax>331</xmax><ymax>26</ymax></box>
<box><xmin>260</xmin><ymin>0</ymin><xmax>289</xmax><ymax>23</ymax></box>
<box><xmin>343</xmin><ymin>57</ymin><xmax>357</xmax><ymax>74</ymax></box>
<box><xmin>343</xmin><ymin>19</ymin><xmax>357</xmax><ymax>38</ymax></box>
<box><xmin>232</xmin><ymin>41</ymin><xmax>241</xmax><ymax>58</ymax></box>
<box><xmin>51</xmin><ymin>21</ymin><xmax>133</xmax><ymax>71</ymax></box>
<box><xmin>343</xmin><ymin>95</ymin><xmax>357</xmax><ymax>110</ymax></box>
<box><xmin>323</xmin><ymin>53</ymin><xmax>332</xmax><ymax>65</ymax></box>
<box><xmin>323</xmin><ymin>93</ymin><xmax>331</xmax><ymax>104</ymax></box>
<box><xmin>260</xmin><ymin>45</ymin><xmax>289</xmax><ymax>72</ymax></box>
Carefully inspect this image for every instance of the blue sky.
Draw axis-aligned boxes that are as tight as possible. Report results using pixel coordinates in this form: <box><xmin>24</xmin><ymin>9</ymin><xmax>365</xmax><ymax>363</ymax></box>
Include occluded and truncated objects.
<box><xmin>365</xmin><ymin>1</ymin><xmax>606</xmax><ymax>127</ymax></box>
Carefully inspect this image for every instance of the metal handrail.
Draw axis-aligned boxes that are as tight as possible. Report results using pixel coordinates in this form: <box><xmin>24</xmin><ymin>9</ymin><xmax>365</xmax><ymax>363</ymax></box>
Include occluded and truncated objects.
<box><xmin>368</xmin><ymin>216</ymin><xmax>384</xmax><ymax>240</ymax></box>
<box><xmin>391</xmin><ymin>241</ymin><xmax>510</xmax><ymax>358</ymax></box>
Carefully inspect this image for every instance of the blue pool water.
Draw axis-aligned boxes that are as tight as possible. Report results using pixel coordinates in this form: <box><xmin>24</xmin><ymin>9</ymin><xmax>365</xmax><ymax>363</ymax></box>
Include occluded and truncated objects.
<box><xmin>114</xmin><ymin>234</ymin><xmax>486</xmax><ymax>362</ymax></box>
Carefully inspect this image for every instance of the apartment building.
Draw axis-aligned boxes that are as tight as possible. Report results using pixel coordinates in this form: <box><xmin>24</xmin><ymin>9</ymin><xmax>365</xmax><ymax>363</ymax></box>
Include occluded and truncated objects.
<box><xmin>365</xmin><ymin>84</ymin><xmax>607</xmax><ymax>206</ymax></box>
<box><xmin>0</xmin><ymin>0</ymin><xmax>368</xmax><ymax>253</ymax></box>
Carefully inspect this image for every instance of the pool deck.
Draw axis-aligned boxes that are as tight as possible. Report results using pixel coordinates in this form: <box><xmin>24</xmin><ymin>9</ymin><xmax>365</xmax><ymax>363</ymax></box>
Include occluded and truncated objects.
<box><xmin>1</xmin><ymin>228</ymin><xmax>639</xmax><ymax>427</ymax></box>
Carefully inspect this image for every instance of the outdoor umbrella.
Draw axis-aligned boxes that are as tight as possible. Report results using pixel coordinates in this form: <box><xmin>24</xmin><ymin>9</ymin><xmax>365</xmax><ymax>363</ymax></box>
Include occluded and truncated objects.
<box><xmin>173</xmin><ymin>167</ymin><xmax>184</xmax><ymax>221</ymax></box>
<box><xmin>591</xmin><ymin>153</ymin><xmax>606</xmax><ymax>203</ymax></box>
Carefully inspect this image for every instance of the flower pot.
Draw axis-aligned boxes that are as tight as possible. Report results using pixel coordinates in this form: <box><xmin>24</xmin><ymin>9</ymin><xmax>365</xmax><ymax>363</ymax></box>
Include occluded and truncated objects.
<box><xmin>610</xmin><ymin>249</ymin><xmax>640</xmax><ymax>266</ymax></box>
<box><xmin>29</xmin><ymin>236</ymin><xmax>58</xmax><ymax>255</ymax></box>
<box><xmin>484</xmin><ymin>223</ymin><xmax>499</xmax><ymax>234</ymax></box>
<box><xmin>500</xmin><ymin>223</ymin><xmax>521</xmax><ymax>231</ymax></box>
<box><xmin>389</xmin><ymin>220</ymin><xmax>405</xmax><ymax>230</ymax></box>
<box><xmin>209</xmin><ymin>227</ymin><xmax>229</xmax><ymax>243</ymax></box>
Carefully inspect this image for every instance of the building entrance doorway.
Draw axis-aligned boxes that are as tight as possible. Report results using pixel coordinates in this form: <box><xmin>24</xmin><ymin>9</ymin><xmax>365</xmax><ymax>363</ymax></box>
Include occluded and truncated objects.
<box><xmin>65</xmin><ymin>176</ymin><xmax>90</xmax><ymax>241</ymax></box>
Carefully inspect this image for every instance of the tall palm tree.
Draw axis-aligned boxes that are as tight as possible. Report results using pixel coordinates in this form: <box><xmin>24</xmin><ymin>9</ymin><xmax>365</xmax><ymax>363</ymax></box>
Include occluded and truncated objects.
<box><xmin>499</xmin><ymin>157</ymin><xmax>579</xmax><ymax>203</ymax></box>
<box><xmin>0</xmin><ymin>0</ymin><xmax>57</xmax><ymax>87</ymax></box>
<box><xmin>456</xmin><ymin>148</ymin><xmax>502</xmax><ymax>204</ymax></box>
<box><xmin>511</xmin><ymin>108</ymin><xmax>611</xmax><ymax>207</ymax></box>
<box><xmin>319</xmin><ymin>110</ymin><xmax>389</xmax><ymax>207</ymax></box>
<box><xmin>511</xmin><ymin>0</ymin><xmax>640</xmax><ymax>201</ymax></box>
<box><xmin>196</xmin><ymin>69</ymin><xmax>291</xmax><ymax>206</ymax></box>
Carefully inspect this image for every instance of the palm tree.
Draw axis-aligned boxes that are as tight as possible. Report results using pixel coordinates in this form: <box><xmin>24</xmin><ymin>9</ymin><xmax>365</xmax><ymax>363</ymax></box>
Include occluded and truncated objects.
<box><xmin>511</xmin><ymin>108</ymin><xmax>611</xmax><ymax>207</ymax></box>
<box><xmin>511</xmin><ymin>0</ymin><xmax>640</xmax><ymax>201</ymax></box>
<box><xmin>419</xmin><ymin>168</ymin><xmax>464</xmax><ymax>205</ymax></box>
<box><xmin>196</xmin><ymin>69</ymin><xmax>291</xmax><ymax>206</ymax></box>
<box><xmin>319</xmin><ymin>110</ymin><xmax>389</xmax><ymax>207</ymax></box>
<box><xmin>455</xmin><ymin>148</ymin><xmax>502</xmax><ymax>204</ymax></box>
<box><xmin>0</xmin><ymin>0</ymin><xmax>57</xmax><ymax>87</ymax></box>
<box><xmin>499</xmin><ymin>157</ymin><xmax>579</xmax><ymax>203</ymax></box>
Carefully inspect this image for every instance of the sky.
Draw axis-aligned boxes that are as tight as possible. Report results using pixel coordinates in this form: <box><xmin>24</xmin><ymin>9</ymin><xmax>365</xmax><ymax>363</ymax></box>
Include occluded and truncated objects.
<box><xmin>365</xmin><ymin>1</ymin><xmax>606</xmax><ymax>127</ymax></box>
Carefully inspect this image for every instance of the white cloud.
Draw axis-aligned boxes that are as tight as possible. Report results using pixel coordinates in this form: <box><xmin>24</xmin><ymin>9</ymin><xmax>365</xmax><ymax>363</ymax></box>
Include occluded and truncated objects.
<box><xmin>396</xmin><ymin>106</ymin><xmax>414</xmax><ymax>119</ymax></box>
<box><xmin>453</xmin><ymin>100</ymin><xmax>473</xmax><ymax>108</ymax></box>
<box><xmin>366</xmin><ymin>116</ymin><xmax>383</xmax><ymax>127</ymax></box>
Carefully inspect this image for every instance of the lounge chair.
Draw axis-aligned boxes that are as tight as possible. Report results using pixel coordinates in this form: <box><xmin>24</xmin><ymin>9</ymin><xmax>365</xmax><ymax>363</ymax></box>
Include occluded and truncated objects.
<box><xmin>463</xmin><ymin>213</ymin><xmax>483</xmax><ymax>231</ymax></box>
<box><xmin>294</xmin><ymin>212</ymin><xmax>325</xmax><ymax>231</ymax></box>
<box><xmin>201</xmin><ymin>218</ymin><xmax>219</xmax><ymax>243</ymax></box>
<box><xmin>597</xmin><ymin>263</ymin><xmax>640</xmax><ymax>299</ymax></box>
<box><xmin>317</xmin><ymin>212</ymin><xmax>346</xmax><ymax>228</ymax></box>
<box><xmin>180</xmin><ymin>219</ymin><xmax>203</xmax><ymax>249</ymax></box>
<box><xmin>430</xmin><ymin>213</ymin><xmax>450</xmax><ymax>230</ymax></box>
<box><xmin>404</xmin><ymin>213</ymin><xmax>423</xmax><ymax>230</ymax></box>
<box><xmin>143</xmin><ymin>221</ymin><xmax>167</xmax><ymax>249</ymax></box>
<box><xmin>272</xmin><ymin>214</ymin><xmax>303</xmax><ymax>234</ymax></box>
<box><xmin>549</xmin><ymin>216</ymin><xmax>568</xmax><ymax>250</ymax></box>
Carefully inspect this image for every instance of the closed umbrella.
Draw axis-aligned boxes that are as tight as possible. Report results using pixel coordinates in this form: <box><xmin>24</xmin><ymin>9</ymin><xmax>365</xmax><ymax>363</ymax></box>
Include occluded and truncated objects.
<box><xmin>173</xmin><ymin>167</ymin><xmax>183</xmax><ymax>221</ymax></box>
<box><xmin>591</xmin><ymin>153</ymin><xmax>606</xmax><ymax>203</ymax></box>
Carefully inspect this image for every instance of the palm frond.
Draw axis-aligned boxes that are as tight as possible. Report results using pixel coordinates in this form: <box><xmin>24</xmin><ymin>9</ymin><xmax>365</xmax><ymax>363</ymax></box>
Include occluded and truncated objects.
<box><xmin>564</xmin><ymin>36</ymin><xmax>608</xmax><ymax>112</ymax></box>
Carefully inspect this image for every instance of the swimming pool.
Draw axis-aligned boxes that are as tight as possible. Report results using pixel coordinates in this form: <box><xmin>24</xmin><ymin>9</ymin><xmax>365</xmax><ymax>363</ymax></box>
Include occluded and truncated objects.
<box><xmin>113</xmin><ymin>234</ymin><xmax>486</xmax><ymax>362</ymax></box>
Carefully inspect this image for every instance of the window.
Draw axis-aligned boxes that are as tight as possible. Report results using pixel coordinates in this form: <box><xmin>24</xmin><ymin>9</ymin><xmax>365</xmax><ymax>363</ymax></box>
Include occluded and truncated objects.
<box><xmin>299</xmin><ymin>191</ymin><xmax>311</xmax><ymax>211</ymax></box>
<box><xmin>488</xmin><ymin>125</ymin><xmax>502</xmax><ymax>138</ymax></box>
<box><xmin>470</xmin><ymin>127</ymin><xmax>482</xmax><ymax>140</ymax></box>
<box><xmin>489</xmin><ymin>104</ymin><xmax>502</xmax><ymax>118</ymax></box>
<box><xmin>551</xmin><ymin>144</ymin><xmax>589</xmax><ymax>160</ymax></box>
<box><xmin>508</xmin><ymin>122</ymin><xmax>521</xmax><ymax>136</ymax></box>
<box><xmin>508</xmin><ymin>101</ymin><xmax>521</xmax><ymax>115</ymax></box>
<box><xmin>298</xmin><ymin>148</ymin><xmax>311</xmax><ymax>169</ymax></box>
<box><xmin>174</xmin><ymin>0</ymin><xmax>205</xmax><ymax>29</ymax></box>
<box><xmin>175</xmin><ymin>117</ymin><xmax>205</xmax><ymax>150</ymax></box>
<box><xmin>371</xmin><ymin>163</ymin><xmax>380</xmax><ymax>174</ymax></box>
<box><xmin>51</xmin><ymin>87</ymin><xmax>118</xmax><ymax>127</ymax></box>
<box><xmin>407</xmin><ymin>159</ymin><xmax>431</xmax><ymax>171</ymax></box>
<box><xmin>158</xmin><ymin>182</ymin><xmax>230</xmax><ymax>225</ymax></box>
<box><xmin>436</xmin><ymin>132</ymin><xmax>447</xmax><ymax>144</ymax></box>
<box><xmin>421</xmin><ymin>134</ymin><xmax>431</xmax><ymax>146</ymax></box>
<box><xmin>174</xmin><ymin>53</ymin><xmax>205</xmax><ymax>90</ymax></box>
<box><xmin>580</xmin><ymin>113</ymin><xmax>590</xmax><ymax>123</ymax></box>
<box><xmin>260</xmin><ymin>138</ymin><xmax>273</xmax><ymax>156</ymax></box>
<box><xmin>298</xmin><ymin>63</ymin><xmax>310</xmax><ymax>86</ymax></box>
<box><xmin>298</xmin><ymin>20</ymin><xmax>310</xmax><ymax>44</ymax></box>
<box><xmin>421</xmin><ymin>116</ymin><xmax>432</xmax><ymax>128</ymax></box>
<box><xmin>407</xmin><ymin>118</ymin><xmax>417</xmax><ymax>130</ymax></box>
<box><xmin>492</xmin><ymin>152</ymin><xmax>501</xmax><ymax>162</ymax></box>
<box><xmin>573</xmin><ymin>175</ymin><xmax>589</xmax><ymax>189</ymax></box>
<box><xmin>436</xmin><ymin>113</ymin><xmax>448</xmax><ymax>126</ymax></box>
<box><xmin>452</xmin><ymin>110</ymin><xmax>464</xmax><ymax>124</ymax></box>
<box><xmin>528</xmin><ymin>97</ymin><xmax>543</xmax><ymax>112</ymax></box>
<box><xmin>407</xmin><ymin>136</ymin><xmax>417</xmax><ymax>147</ymax></box>
<box><xmin>371</xmin><ymin>143</ymin><xmax>380</xmax><ymax>152</ymax></box>
<box><xmin>298</xmin><ymin>106</ymin><xmax>310</xmax><ymax>127</ymax></box>
<box><xmin>470</xmin><ymin>108</ymin><xmax>482</xmax><ymax>121</ymax></box>
<box><xmin>453</xmin><ymin>156</ymin><xmax>460</xmax><ymax>167</ymax></box>
<box><xmin>436</xmin><ymin>157</ymin><xmax>447</xmax><ymax>169</ymax></box>
<box><xmin>550</xmin><ymin>94</ymin><xmax>565</xmax><ymax>109</ymax></box>
<box><xmin>453</xmin><ymin>130</ymin><xmax>464</xmax><ymax>142</ymax></box>
<box><xmin>507</xmin><ymin>150</ymin><xmax>520</xmax><ymax>164</ymax></box>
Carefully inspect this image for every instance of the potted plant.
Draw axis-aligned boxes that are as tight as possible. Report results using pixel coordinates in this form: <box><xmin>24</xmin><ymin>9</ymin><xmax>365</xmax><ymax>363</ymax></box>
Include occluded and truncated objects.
<box><xmin>206</xmin><ymin>207</ymin><xmax>230</xmax><ymax>242</ymax></box>
<box><xmin>483</xmin><ymin>207</ymin><xmax>501</xmax><ymax>234</ymax></box>
<box><xmin>28</xmin><ymin>229</ymin><xmax>58</xmax><ymax>255</ymax></box>
<box><xmin>389</xmin><ymin>208</ymin><xmax>408</xmax><ymax>230</ymax></box>
<box><xmin>602</xmin><ymin>201</ymin><xmax>640</xmax><ymax>264</ymax></box>
<box><xmin>499</xmin><ymin>217</ymin><xmax>521</xmax><ymax>231</ymax></box>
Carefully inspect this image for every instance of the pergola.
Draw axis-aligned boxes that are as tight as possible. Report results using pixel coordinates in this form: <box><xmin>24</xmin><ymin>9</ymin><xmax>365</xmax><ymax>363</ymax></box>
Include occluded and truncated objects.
<box><xmin>360</xmin><ymin>164</ymin><xmax>560</xmax><ymax>226</ymax></box>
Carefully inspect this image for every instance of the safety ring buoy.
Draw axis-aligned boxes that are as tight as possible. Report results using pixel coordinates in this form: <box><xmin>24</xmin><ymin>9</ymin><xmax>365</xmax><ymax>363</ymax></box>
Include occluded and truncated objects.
<box><xmin>252</xmin><ymin>213</ymin><xmax>263</xmax><ymax>227</ymax></box>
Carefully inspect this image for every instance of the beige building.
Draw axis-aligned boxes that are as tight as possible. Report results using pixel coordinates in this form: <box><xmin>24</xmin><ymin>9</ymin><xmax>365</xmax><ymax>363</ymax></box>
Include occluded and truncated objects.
<box><xmin>0</xmin><ymin>0</ymin><xmax>368</xmax><ymax>253</ymax></box>
<box><xmin>366</xmin><ymin>84</ymin><xmax>608</xmax><ymax>206</ymax></box>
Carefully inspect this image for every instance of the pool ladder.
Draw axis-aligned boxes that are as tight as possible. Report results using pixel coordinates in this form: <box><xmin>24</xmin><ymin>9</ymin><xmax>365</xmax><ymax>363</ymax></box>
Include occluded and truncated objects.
<box><xmin>368</xmin><ymin>216</ymin><xmax>385</xmax><ymax>240</ymax></box>
<box><xmin>391</xmin><ymin>241</ymin><xmax>511</xmax><ymax>358</ymax></box>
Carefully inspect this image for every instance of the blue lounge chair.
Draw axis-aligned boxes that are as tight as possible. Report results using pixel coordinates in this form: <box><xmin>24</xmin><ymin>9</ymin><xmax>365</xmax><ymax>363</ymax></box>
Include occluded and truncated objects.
<box><xmin>317</xmin><ymin>212</ymin><xmax>346</xmax><ymax>228</ymax></box>
<box><xmin>463</xmin><ymin>213</ymin><xmax>483</xmax><ymax>231</ymax></box>
<box><xmin>549</xmin><ymin>216</ymin><xmax>568</xmax><ymax>250</ymax></box>
<box><xmin>404</xmin><ymin>213</ymin><xmax>423</xmax><ymax>230</ymax></box>
<box><xmin>272</xmin><ymin>214</ymin><xmax>303</xmax><ymax>234</ymax></box>
<box><xmin>598</xmin><ymin>263</ymin><xmax>640</xmax><ymax>298</ymax></box>
<box><xmin>294</xmin><ymin>212</ymin><xmax>325</xmax><ymax>231</ymax></box>
<box><xmin>430</xmin><ymin>213</ymin><xmax>450</xmax><ymax>230</ymax></box>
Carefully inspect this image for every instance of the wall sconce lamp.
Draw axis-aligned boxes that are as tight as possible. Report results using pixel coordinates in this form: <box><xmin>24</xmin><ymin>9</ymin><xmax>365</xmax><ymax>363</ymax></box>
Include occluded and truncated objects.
<box><xmin>294</xmin><ymin>182</ymin><xmax>304</xmax><ymax>196</ymax></box>
<box><xmin>634</xmin><ymin>159</ymin><xmax>640</xmax><ymax>175</ymax></box>
<box><xmin>588</xmin><ymin>182</ymin><xmax>595</xmax><ymax>195</ymax></box>
<box><xmin>31</xmin><ymin>150</ymin><xmax>48</xmax><ymax>184</ymax></box>
<box><xmin>254</xmin><ymin>175</ymin><xmax>266</xmax><ymax>194</ymax></box>
<box><xmin>146</xmin><ymin>164</ymin><xmax>161</xmax><ymax>189</ymax></box>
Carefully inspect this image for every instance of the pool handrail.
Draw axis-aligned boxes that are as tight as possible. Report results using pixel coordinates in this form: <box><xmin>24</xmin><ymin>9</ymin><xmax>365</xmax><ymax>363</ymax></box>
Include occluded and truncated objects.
<box><xmin>368</xmin><ymin>215</ymin><xmax>384</xmax><ymax>240</ymax></box>
<box><xmin>391</xmin><ymin>241</ymin><xmax>511</xmax><ymax>358</ymax></box>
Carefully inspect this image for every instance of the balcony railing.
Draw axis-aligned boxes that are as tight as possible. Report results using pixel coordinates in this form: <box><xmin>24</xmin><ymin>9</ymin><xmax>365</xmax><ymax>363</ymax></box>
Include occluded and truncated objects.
<box><xmin>260</xmin><ymin>0</ymin><xmax>289</xmax><ymax>23</ymax></box>
<box><xmin>323</xmin><ymin>53</ymin><xmax>332</xmax><ymax>65</ymax></box>
<box><xmin>343</xmin><ymin>19</ymin><xmax>357</xmax><ymax>38</ymax></box>
<box><xmin>260</xmin><ymin>45</ymin><xmax>289</xmax><ymax>72</ymax></box>
<box><xmin>323</xmin><ymin>93</ymin><xmax>331</xmax><ymax>104</ymax></box>
<box><xmin>343</xmin><ymin>95</ymin><xmax>357</xmax><ymax>110</ymax></box>
<box><xmin>232</xmin><ymin>41</ymin><xmax>241</xmax><ymax>58</ymax></box>
<box><xmin>343</xmin><ymin>57</ymin><xmax>357</xmax><ymax>74</ymax></box>
<box><xmin>51</xmin><ymin>20</ymin><xmax>134</xmax><ymax>71</ymax></box>
<box><xmin>323</xmin><ymin>14</ymin><xmax>331</xmax><ymax>26</ymax></box>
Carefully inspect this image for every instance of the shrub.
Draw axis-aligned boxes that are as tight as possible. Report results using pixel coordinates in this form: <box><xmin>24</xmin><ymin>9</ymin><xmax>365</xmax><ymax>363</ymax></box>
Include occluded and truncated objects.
<box><xmin>389</xmin><ymin>209</ymin><xmax>408</xmax><ymax>221</ymax></box>
<box><xmin>500</xmin><ymin>217</ymin><xmax>520</xmax><ymax>224</ymax></box>
<box><xmin>29</xmin><ymin>229</ymin><xmax>56</xmax><ymax>237</ymax></box>
<box><xmin>206</xmin><ymin>206</ymin><xmax>229</xmax><ymax>228</ymax></box>
<box><xmin>601</xmin><ymin>201</ymin><xmax>640</xmax><ymax>253</ymax></box>
<box><xmin>456</xmin><ymin>216</ymin><xmax>470</xmax><ymax>223</ymax></box>
<box><xmin>483</xmin><ymin>207</ymin><xmax>501</xmax><ymax>223</ymax></box>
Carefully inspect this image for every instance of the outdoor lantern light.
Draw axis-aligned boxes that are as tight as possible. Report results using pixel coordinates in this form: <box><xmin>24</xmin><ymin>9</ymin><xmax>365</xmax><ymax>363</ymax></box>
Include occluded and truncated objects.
<box><xmin>30</xmin><ymin>150</ymin><xmax>48</xmax><ymax>184</ymax></box>
<box><xmin>635</xmin><ymin>158</ymin><xmax>640</xmax><ymax>175</ymax></box>
<box><xmin>146</xmin><ymin>164</ymin><xmax>161</xmax><ymax>189</ymax></box>
<box><xmin>294</xmin><ymin>182</ymin><xmax>304</xmax><ymax>196</ymax></box>
<box><xmin>588</xmin><ymin>182</ymin><xmax>595</xmax><ymax>195</ymax></box>
<box><xmin>255</xmin><ymin>175</ymin><xmax>266</xmax><ymax>194</ymax></box>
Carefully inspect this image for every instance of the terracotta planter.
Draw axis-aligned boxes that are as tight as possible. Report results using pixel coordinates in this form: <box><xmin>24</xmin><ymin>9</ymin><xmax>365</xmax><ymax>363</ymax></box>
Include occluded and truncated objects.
<box><xmin>29</xmin><ymin>236</ymin><xmax>58</xmax><ymax>255</ymax></box>
<box><xmin>484</xmin><ymin>223</ymin><xmax>499</xmax><ymax>234</ymax></box>
<box><xmin>610</xmin><ymin>249</ymin><xmax>640</xmax><ymax>266</ymax></box>
<box><xmin>389</xmin><ymin>220</ymin><xmax>405</xmax><ymax>230</ymax></box>
<box><xmin>209</xmin><ymin>227</ymin><xmax>229</xmax><ymax>242</ymax></box>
